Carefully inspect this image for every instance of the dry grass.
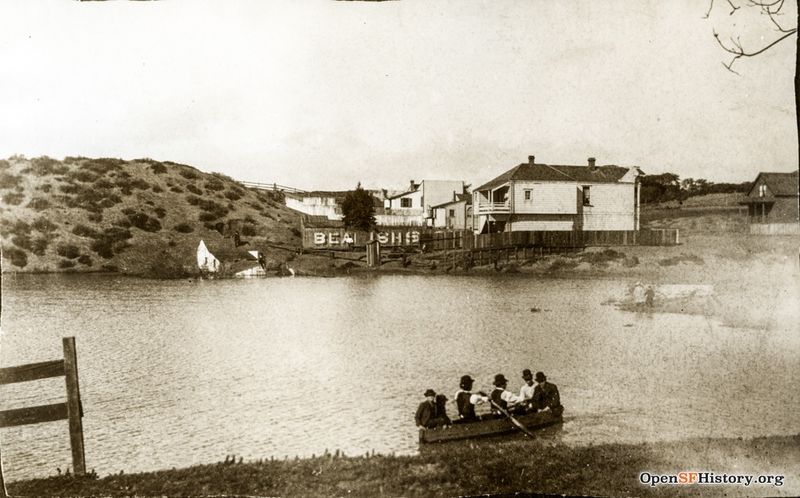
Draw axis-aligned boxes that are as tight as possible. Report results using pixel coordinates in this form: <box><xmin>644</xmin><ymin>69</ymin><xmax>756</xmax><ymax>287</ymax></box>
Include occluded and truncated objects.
<box><xmin>8</xmin><ymin>435</ymin><xmax>798</xmax><ymax>497</ymax></box>
<box><xmin>0</xmin><ymin>155</ymin><xmax>302</xmax><ymax>276</ymax></box>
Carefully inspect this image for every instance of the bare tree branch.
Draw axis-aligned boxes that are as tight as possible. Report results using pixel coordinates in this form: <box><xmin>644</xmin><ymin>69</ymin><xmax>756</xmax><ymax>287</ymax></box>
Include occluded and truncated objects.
<box><xmin>704</xmin><ymin>0</ymin><xmax>715</xmax><ymax>19</ymax></box>
<box><xmin>708</xmin><ymin>0</ymin><xmax>797</xmax><ymax>72</ymax></box>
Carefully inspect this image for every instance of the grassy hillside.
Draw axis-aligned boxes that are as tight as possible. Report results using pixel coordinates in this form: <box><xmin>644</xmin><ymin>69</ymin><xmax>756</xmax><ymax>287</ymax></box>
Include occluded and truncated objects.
<box><xmin>642</xmin><ymin>193</ymin><xmax>749</xmax><ymax>233</ymax></box>
<box><xmin>0</xmin><ymin>155</ymin><xmax>301</xmax><ymax>277</ymax></box>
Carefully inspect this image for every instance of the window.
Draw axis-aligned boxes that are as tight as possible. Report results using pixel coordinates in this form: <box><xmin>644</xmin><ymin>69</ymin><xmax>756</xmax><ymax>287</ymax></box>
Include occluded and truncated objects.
<box><xmin>758</xmin><ymin>184</ymin><xmax>767</xmax><ymax>197</ymax></box>
<box><xmin>449</xmin><ymin>209</ymin><xmax>455</xmax><ymax>217</ymax></box>
<box><xmin>400</xmin><ymin>198</ymin><xmax>412</xmax><ymax>208</ymax></box>
<box><xmin>524</xmin><ymin>189</ymin><xmax>532</xmax><ymax>201</ymax></box>
<box><xmin>582</xmin><ymin>186</ymin><xmax>591</xmax><ymax>206</ymax></box>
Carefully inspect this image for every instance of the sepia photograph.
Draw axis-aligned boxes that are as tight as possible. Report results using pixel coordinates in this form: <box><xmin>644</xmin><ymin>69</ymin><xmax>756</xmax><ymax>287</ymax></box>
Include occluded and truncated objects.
<box><xmin>0</xmin><ymin>1</ymin><xmax>798</xmax><ymax>497</ymax></box>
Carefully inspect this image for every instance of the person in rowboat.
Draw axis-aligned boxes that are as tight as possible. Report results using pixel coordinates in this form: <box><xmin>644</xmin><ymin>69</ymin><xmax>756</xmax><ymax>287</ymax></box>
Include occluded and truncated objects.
<box><xmin>454</xmin><ymin>375</ymin><xmax>489</xmax><ymax>423</ymax></box>
<box><xmin>531</xmin><ymin>371</ymin><xmax>563</xmax><ymax>416</ymax></box>
<box><xmin>490</xmin><ymin>374</ymin><xmax>524</xmax><ymax>416</ymax></box>
<box><xmin>415</xmin><ymin>389</ymin><xmax>449</xmax><ymax>429</ymax></box>
<box><xmin>519</xmin><ymin>369</ymin><xmax>536</xmax><ymax>411</ymax></box>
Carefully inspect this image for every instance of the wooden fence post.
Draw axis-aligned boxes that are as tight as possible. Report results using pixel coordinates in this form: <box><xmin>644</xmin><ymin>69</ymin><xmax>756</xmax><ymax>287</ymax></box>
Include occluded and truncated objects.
<box><xmin>63</xmin><ymin>337</ymin><xmax>86</xmax><ymax>476</ymax></box>
<box><xmin>0</xmin><ymin>447</ymin><xmax>7</xmax><ymax>498</ymax></box>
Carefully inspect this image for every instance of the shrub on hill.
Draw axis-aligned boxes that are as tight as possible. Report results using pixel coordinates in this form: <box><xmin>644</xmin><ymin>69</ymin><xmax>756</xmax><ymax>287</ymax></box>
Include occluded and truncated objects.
<box><xmin>205</xmin><ymin>179</ymin><xmax>225</xmax><ymax>192</ymax></box>
<box><xmin>3</xmin><ymin>247</ymin><xmax>28</xmax><ymax>268</ymax></box>
<box><xmin>154</xmin><ymin>207</ymin><xmax>166</xmax><ymax>218</ymax></box>
<box><xmin>0</xmin><ymin>172</ymin><xmax>22</xmax><ymax>190</ymax></box>
<box><xmin>83</xmin><ymin>158</ymin><xmax>125</xmax><ymax>175</ymax></box>
<box><xmin>2</xmin><ymin>192</ymin><xmax>25</xmax><ymax>205</ymax></box>
<box><xmin>58</xmin><ymin>259</ymin><xmax>76</xmax><ymax>269</ymax></box>
<box><xmin>179</xmin><ymin>169</ymin><xmax>198</xmax><ymax>180</ymax></box>
<box><xmin>186</xmin><ymin>184</ymin><xmax>202</xmax><ymax>195</ymax></box>
<box><xmin>67</xmin><ymin>170</ymin><xmax>100</xmax><ymax>183</ymax></box>
<box><xmin>32</xmin><ymin>217</ymin><xmax>58</xmax><ymax>233</ymax></box>
<box><xmin>197</xmin><ymin>198</ymin><xmax>228</xmax><ymax>219</ymax></box>
<box><xmin>11</xmin><ymin>234</ymin><xmax>33</xmax><ymax>251</ymax></box>
<box><xmin>89</xmin><ymin>227</ymin><xmax>132</xmax><ymax>258</ymax></box>
<box><xmin>115</xmin><ymin>177</ymin><xmax>150</xmax><ymax>195</ymax></box>
<box><xmin>174</xmin><ymin>223</ymin><xmax>193</xmax><ymax>233</ymax></box>
<box><xmin>63</xmin><ymin>186</ymin><xmax>122</xmax><ymax>213</ymax></box>
<box><xmin>78</xmin><ymin>255</ymin><xmax>92</xmax><ymax>265</ymax></box>
<box><xmin>126</xmin><ymin>211</ymin><xmax>162</xmax><ymax>232</ymax></box>
<box><xmin>73</xmin><ymin>224</ymin><xmax>99</xmax><ymax>238</ymax></box>
<box><xmin>224</xmin><ymin>189</ymin><xmax>243</xmax><ymax>201</ymax></box>
<box><xmin>170</xmin><ymin>186</ymin><xmax>183</xmax><ymax>193</ymax></box>
<box><xmin>57</xmin><ymin>244</ymin><xmax>81</xmax><ymax>259</ymax></box>
<box><xmin>149</xmin><ymin>162</ymin><xmax>167</xmax><ymax>174</ymax></box>
<box><xmin>31</xmin><ymin>237</ymin><xmax>49</xmax><ymax>256</ymax></box>
<box><xmin>27</xmin><ymin>198</ymin><xmax>50</xmax><ymax>211</ymax></box>
<box><xmin>23</xmin><ymin>156</ymin><xmax>69</xmax><ymax>176</ymax></box>
<box><xmin>240</xmin><ymin>223</ymin><xmax>257</xmax><ymax>236</ymax></box>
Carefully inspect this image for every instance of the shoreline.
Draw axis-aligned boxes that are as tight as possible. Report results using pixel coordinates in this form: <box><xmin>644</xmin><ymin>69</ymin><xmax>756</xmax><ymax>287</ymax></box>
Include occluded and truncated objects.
<box><xmin>8</xmin><ymin>434</ymin><xmax>799</xmax><ymax>497</ymax></box>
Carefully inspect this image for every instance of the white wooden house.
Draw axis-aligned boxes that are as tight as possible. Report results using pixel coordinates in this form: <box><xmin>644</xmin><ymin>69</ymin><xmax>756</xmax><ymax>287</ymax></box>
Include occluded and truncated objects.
<box><xmin>473</xmin><ymin>156</ymin><xmax>643</xmax><ymax>233</ymax></box>
<box><xmin>384</xmin><ymin>179</ymin><xmax>465</xmax><ymax>226</ymax></box>
<box><xmin>431</xmin><ymin>193</ymin><xmax>471</xmax><ymax>229</ymax></box>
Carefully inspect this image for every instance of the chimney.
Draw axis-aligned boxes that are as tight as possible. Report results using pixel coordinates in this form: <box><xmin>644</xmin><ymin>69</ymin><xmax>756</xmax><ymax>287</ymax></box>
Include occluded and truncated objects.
<box><xmin>409</xmin><ymin>180</ymin><xmax>416</xmax><ymax>190</ymax></box>
<box><xmin>588</xmin><ymin>157</ymin><xmax>596</xmax><ymax>169</ymax></box>
<box><xmin>528</xmin><ymin>155</ymin><xmax>535</xmax><ymax>166</ymax></box>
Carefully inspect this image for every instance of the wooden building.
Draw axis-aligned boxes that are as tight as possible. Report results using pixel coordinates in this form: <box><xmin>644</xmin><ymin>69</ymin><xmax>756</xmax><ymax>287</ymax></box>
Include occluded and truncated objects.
<box><xmin>473</xmin><ymin>155</ymin><xmax>643</xmax><ymax>233</ymax></box>
<box><xmin>740</xmin><ymin>170</ymin><xmax>799</xmax><ymax>234</ymax></box>
<box><xmin>430</xmin><ymin>193</ymin><xmax>471</xmax><ymax>230</ymax></box>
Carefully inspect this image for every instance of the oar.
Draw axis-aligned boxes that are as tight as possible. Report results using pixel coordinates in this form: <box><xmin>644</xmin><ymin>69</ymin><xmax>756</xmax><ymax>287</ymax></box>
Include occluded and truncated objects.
<box><xmin>490</xmin><ymin>400</ymin><xmax>537</xmax><ymax>438</ymax></box>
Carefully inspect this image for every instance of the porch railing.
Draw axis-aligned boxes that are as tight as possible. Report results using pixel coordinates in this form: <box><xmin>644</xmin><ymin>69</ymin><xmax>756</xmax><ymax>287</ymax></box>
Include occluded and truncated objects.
<box><xmin>476</xmin><ymin>202</ymin><xmax>511</xmax><ymax>214</ymax></box>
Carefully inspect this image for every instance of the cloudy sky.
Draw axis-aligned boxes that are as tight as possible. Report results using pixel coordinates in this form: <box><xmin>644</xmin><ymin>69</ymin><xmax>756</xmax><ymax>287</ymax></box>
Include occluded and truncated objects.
<box><xmin>0</xmin><ymin>0</ymin><xmax>796</xmax><ymax>190</ymax></box>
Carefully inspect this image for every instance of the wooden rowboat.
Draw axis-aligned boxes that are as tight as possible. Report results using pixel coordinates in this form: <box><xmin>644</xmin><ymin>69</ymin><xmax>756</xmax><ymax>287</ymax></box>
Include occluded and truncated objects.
<box><xmin>419</xmin><ymin>410</ymin><xmax>563</xmax><ymax>444</ymax></box>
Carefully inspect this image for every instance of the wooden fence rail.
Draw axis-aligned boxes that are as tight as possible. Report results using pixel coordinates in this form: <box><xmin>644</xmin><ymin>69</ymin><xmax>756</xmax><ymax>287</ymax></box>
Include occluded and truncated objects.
<box><xmin>0</xmin><ymin>337</ymin><xmax>86</xmax><ymax>491</ymax></box>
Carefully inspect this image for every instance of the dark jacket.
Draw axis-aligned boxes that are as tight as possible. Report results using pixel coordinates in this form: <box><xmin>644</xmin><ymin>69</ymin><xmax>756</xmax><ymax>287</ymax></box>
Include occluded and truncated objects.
<box><xmin>456</xmin><ymin>391</ymin><xmax>477</xmax><ymax>420</ymax></box>
<box><xmin>415</xmin><ymin>401</ymin><xmax>435</xmax><ymax>428</ymax></box>
<box><xmin>532</xmin><ymin>382</ymin><xmax>562</xmax><ymax>413</ymax></box>
<box><xmin>490</xmin><ymin>388</ymin><xmax>507</xmax><ymax>412</ymax></box>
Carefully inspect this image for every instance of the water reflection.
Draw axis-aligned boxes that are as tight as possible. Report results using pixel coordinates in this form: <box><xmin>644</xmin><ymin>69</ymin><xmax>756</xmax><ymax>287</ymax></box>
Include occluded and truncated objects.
<box><xmin>1</xmin><ymin>273</ymin><xmax>798</xmax><ymax>480</ymax></box>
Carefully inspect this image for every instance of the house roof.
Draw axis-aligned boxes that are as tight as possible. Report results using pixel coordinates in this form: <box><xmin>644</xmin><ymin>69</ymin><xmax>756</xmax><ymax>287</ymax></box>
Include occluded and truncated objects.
<box><xmin>475</xmin><ymin>163</ymin><xmax>633</xmax><ymax>191</ymax></box>
<box><xmin>748</xmin><ymin>170</ymin><xmax>799</xmax><ymax>197</ymax></box>
<box><xmin>430</xmin><ymin>193</ymin><xmax>471</xmax><ymax>209</ymax></box>
<box><xmin>385</xmin><ymin>188</ymin><xmax>419</xmax><ymax>200</ymax></box>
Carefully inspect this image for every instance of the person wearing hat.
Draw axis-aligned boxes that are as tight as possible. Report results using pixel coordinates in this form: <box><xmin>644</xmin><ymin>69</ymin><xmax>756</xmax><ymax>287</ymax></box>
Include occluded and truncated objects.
<box><xmin>531</xmin><ymin>371</ymin><xmax>563</xmax><ymax>416</ymax></box>
<box><xmin>454</xmin><ymin>375</ymin><xmax>489</xmax><ymax>423</ymax></box>
<box><xmin>415</xmin><ymin>389</ymin><xmax>448</xmax><ymax>429</ymax></box>
<box><xmin>519</xmin><ymin>369</ymin><xmax>536</xmax><ymax>409</ymax></box>
<box><xmin>490</xmin><ymin>373</ymin><xmax>524</xmax><ymax>416</ymax></box>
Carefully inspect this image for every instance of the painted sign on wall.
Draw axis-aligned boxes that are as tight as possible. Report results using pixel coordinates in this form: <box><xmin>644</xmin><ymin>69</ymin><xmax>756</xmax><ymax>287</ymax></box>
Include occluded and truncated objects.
<box><xmin>302</xmin><ymin>227</ymin><xmax>422</xmax><ymax>249</ymax></box>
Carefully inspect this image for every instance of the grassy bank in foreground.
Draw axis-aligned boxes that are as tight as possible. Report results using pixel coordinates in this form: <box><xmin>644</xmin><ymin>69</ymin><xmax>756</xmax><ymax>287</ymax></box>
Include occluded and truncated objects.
<box><xmin>8</xmin><ymin>435</ymin><xmax>799</xmax><ymax>497</ymax></box>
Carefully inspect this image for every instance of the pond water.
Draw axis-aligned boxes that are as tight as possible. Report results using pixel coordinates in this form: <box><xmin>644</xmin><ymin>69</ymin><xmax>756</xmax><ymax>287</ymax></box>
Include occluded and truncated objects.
<box><xmin>1</xmin><ymin>273</ymin><xmax>798</xmax><ymax>480</ymax></box>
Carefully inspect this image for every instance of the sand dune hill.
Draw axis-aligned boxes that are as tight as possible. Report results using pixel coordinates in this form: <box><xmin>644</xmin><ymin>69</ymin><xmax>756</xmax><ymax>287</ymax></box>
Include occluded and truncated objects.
<box><xmin>0</xmin><ymin>156</ymin><xmax>302</xmax><ymax>277</ymax></box>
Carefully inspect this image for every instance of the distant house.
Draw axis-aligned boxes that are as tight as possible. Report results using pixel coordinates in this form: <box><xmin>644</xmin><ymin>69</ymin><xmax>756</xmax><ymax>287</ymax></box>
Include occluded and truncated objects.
<box><xmin>740</xmin><ymin>170</ymin><xmax>799</xmax><ymax>234</ymax></box>
<box><xmin>431</xmin><ymin>193</ymin><xmax>472</xmax><ymax>230</ymax></box>
<box><xmin>284</xmin><ymin>190</ymin><xmax>383</xmax><ymax>221</ymax></box>
<box><xmin>383</xmin><ymin>180</ymin><xmax>465</xmax><ymax>226</ymax></box>
<box><xmin>473</xmin><ymin>156</ymin><xmax>643</xmax><ymax>233</ymax></box>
